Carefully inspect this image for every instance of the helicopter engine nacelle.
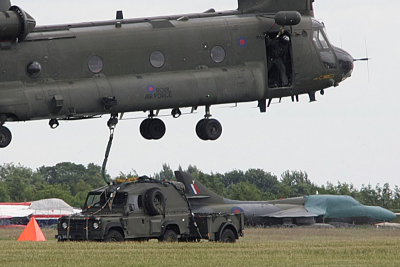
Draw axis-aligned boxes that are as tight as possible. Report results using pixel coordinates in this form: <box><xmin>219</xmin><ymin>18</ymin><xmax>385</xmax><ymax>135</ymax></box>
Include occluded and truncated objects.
<box><xmin>0</xmin><ymin>6</ymin><xmax>36</xmax><ymax>42</ymax></box>
<box><xmin>274</xmin><ymin>11</ymin><xmax>301</xmax><ymax>26</ymax></box>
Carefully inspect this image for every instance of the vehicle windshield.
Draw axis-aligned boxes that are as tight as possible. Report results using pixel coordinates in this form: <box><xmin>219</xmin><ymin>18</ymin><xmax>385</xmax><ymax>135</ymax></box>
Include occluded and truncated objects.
<box><xmin>84</xmin><ymin>191</ymin><xmax>127</xmax><ymax>209</ymax></box>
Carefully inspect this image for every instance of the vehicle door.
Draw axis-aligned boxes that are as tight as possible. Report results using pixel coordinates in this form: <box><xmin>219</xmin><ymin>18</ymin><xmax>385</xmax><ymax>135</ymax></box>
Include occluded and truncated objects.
<box><xmin>126</xmin><ymin>194</ymin><xmax>150</xmax><ymax>238</ymax></box>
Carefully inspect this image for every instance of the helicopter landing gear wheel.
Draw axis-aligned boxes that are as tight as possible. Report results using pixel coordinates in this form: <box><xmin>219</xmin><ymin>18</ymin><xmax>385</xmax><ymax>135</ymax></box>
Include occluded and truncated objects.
<box><xmin>196</xmin><ymin>119</ymin><xmax>208</xmax><ymax>141</ymax></box>
<box><xmin>204</xmin><ymin>119</ymin><xmax>222</xmax><ymax>140</ymax></box>
<box><xmin>0</xmin><ymin>126</ymin><xmax>12</xmax><ymax>148</ymax></box>
<box><xmin>148</xmin><ymin>118</ymin><xmax>166</xmax><ymax>140</ymax></box>
<box><xmin>140</xmin><ymin>119</ymin><xmax>152</xmax><ymax>140</ymax></box>
<box><xmin>140</xmin><ymin>118</ymin><xmax>166</xmax><ymax>140</ymax></box>
<box><xmin>196</xmin><ymin>119</ymin><xmax>222</xmax><ymax>141</ymax></box>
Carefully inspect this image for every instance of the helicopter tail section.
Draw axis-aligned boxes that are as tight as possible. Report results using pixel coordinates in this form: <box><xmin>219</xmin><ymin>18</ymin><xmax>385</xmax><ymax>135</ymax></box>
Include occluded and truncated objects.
<box><xmin>238</xmin><ymin>0</ymin><xmax>314</xmax><ymax>16</ymax></box>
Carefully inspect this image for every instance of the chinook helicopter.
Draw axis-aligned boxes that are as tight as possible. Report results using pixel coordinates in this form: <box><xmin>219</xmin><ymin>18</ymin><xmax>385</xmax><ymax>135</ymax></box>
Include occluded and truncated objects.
<box><xmin>0</xmin><ymin>0</ymin><xmax>354</xmax><ymax>148</ymax></box>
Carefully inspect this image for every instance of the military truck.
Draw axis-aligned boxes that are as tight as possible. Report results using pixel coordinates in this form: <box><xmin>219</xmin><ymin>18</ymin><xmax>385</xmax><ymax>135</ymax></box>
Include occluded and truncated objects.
<box><xmin>56</xmin><ymin>176</ymin><xmax>244</xmax><ymax>242</ymax></box>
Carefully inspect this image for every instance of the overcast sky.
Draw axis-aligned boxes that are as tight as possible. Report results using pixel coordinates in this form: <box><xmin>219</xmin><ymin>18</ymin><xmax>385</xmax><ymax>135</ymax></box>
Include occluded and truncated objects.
<box><xmin>2</xmin><ymin>0</ymin><xmax>400</xmax><ymax>188</ymax></box>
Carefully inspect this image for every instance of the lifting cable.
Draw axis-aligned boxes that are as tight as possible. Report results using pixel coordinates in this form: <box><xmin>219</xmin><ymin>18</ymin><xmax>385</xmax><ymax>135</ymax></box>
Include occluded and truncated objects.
<box><xmin>171</xmin><ymin>182</ymin><xmax>202</xmax><ymax>241</ymax></box>
<box><xmin>101</xmin><ymin>117</ymin><xmax>118</xmax><ymax>185</ymax></box>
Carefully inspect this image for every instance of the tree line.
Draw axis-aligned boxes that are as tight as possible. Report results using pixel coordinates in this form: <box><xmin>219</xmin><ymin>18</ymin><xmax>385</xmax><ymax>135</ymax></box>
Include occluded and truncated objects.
<box><xmin>1</xmin><ymin>162</ymin><xmax>399</xmax><ymax>211</ymax></box>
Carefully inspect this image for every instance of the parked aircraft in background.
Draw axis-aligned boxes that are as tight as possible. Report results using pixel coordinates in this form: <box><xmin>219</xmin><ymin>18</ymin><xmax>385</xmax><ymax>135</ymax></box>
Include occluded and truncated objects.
<box><xmin>0</xmin><ymin>0</ymin><xmax>354</xmax><ymax>147</ymax></box>
<box><xmin>175</xmin><ymin>172</ymin><xmax>396</xmax><ymax>226</ymax></box>
<box><xmin>0</xmin><ymin>199</ymin><xmax>81</xmax><ymax>227</ymax></box>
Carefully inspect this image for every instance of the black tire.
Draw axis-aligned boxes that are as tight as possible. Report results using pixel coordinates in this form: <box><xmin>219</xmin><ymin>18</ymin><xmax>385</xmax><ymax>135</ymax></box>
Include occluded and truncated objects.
<box><xmin>144</xmin><ymin>188</ymin><xmax>165</xmax><ymax>216</ymax></box>
<box><xmin>104</xmin><ymin>229</ymin><xmax>124</xmax><ymax>242</ymax></box>
<box><xmin>196</xmin><ymin>119</ymin><xmax>208</xmax><ymax>140</ymax></box>
<box><xmin>0</xmin><ymin>126</ymin><xmax>12</xmax><ymax>148</ymax></box>
<box><xmin>140</xmin><ymin>119</ymin><xmax>153</xmax><ymax>140</ymax></box>
<box><xmin>148</xmin><ymin>118</ymin><xmax>166</xmax><ymax>140</ymax></box>
<box><xmin>204</xmin><ymin>119</ymin><xmax>222</xmax><ymax>141</ymax></box>
<box><xmin>220</xmin><ymin>228</ymin><xmax>236</xmax><ymax>243</ymax></box>
<box><xmin>160</xmin><ymin>229</ymin><xmax>178</xmax><ymax>242</ymax></box>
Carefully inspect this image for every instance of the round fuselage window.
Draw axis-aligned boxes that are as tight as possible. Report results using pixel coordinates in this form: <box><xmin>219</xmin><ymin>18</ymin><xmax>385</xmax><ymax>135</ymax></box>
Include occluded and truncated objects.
<box><xmin>26</xmin><ymin>61</ymin><xmax>42</xmax><ymax>78</ymax></box>
<box><xmin>210</xmin><ymin>46</ymin><xmax>226</xmax><ymax>63</ymax></box>
<box><xmin>88</xmin><ymin>55</ymin><xmax>104</xmax><ymax>74</ymax></box>
<box><xmin>150</xmin><ymin>51</ymin><xmax>165</xmax><ymax>68</ymax></box>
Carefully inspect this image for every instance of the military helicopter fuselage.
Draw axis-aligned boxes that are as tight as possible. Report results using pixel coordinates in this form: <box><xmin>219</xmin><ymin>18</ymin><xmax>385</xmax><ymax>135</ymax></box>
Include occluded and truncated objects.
<box><xmin>0</xmin><ymin>0</ymin><xmax>354</xmax><ymax>148</ymax></box>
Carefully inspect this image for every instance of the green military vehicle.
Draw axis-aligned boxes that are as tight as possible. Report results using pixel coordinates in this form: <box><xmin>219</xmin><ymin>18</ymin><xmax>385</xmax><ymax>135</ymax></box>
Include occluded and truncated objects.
<box><xmin>56</xmin><ymin>176</ymin><xmax>244</xmax><ymax>242</ymax></box>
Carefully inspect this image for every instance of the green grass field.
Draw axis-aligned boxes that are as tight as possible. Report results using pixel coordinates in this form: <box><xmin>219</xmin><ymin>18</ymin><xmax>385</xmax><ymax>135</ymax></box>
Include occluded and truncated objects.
<box><xmin>0</xmin><ymin>227</ymin><xmax>399</xmax><ymax>267</ymax></box>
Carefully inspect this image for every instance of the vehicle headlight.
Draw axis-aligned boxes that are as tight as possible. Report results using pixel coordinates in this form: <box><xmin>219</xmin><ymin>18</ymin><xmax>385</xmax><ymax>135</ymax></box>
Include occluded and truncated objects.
<box><xmin>93</xmin><ymin>222</ymin><xmax>99</xmax><ymax>230</ymax></box>
<box><xmin>62</xmin><ymin>222</ymin><xmax>68</xmax><ymax>229</ymax></box>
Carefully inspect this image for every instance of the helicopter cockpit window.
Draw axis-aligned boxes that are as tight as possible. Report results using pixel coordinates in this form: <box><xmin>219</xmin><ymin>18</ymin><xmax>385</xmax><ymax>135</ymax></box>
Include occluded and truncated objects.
<box><xmin>318</xmin><ymin>31</ymin><xmax>329</xmax><ymax>49</ymax></box>
<box><xmin>313</xmin><ymin>30</ymin><xmax>329</xmax><ymax>50</ymax></box>
<box><xmin>313</xmin><ymin>30</ymin><xmax>336</xmax><ymax>69</ymax></box>
<box><xmin>320</xmin><ymin>51</ymin><xmax>336</xmax><ymax>69</ymax></box>
<box><xmin>313</xmin><ymin>31</ymin><xmax>322</xmax><ymax>49</ymax></box>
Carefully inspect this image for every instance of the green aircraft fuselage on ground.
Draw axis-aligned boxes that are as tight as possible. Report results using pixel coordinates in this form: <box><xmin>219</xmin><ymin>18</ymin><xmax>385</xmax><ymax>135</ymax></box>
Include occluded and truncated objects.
<box><xmin>175</xmin><ymin>171</ymin><xmax>397</xmax><ymax>226</ymax></box>
<box><xmin>0</xmin><ymin>0</ymin><xmax>354</xmax><ymax>147</ymax></box>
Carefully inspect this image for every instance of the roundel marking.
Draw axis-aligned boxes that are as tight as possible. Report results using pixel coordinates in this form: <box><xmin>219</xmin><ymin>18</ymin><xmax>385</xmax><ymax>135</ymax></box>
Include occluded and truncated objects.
<box><xmin>238</xmin><ymin>37</ymin><xmax>247</xmax><ymax>48</ymax></box>
<box><xmin>231</xmin><ymin>206</ymin><xmax>244</xmax><ymax>214</ymax></box>
<box><xmin>148</xmin><ymin>85</ymin><xmax>155</xmax><ymax>93</ymax></box>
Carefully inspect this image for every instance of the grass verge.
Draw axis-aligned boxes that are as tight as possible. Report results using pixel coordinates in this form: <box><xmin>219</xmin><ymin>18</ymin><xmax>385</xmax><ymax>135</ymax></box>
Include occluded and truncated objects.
<box><xmin>0</xmin><ymin>227</ymin><xmax>399</xmax><ymax>266</ymax></box>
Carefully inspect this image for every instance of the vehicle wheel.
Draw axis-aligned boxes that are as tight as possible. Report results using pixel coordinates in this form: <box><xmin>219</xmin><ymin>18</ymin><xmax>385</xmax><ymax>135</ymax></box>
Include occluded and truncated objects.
<box><xmin>148</xmin><ymin>118</ymin><xmax>166</xmax><ymax>140</ymax></box>
<box><xmin>0</xmin><ymin>126</ymin><xmax>12</xmax><ymax>148</ymax></box>
<box><xmin>204</xmin><ymin>119</ymin><xmax>222</xmax><ymax>141</ymax></box>
<box><xmin>220</xmin><ymin>229</ymin><xmax>236</xmax><ymax>243</ymax></box>
<box><xmin>140</xmin><ymin>119</ymin><xmax>152</xmax><ymax>140</ymax></box>
<box><xmin>104</xmin><ymin>230</ymin><xmax>124</xmax><ymax>242</ymax></box>
<box><xmin>161</xmin><ymin>229</ymin><xmax>178</xmax><ymax>242</ymax></box>
<box><xmin>144</xmin><ymin>188</ymin><xmax>165</xmax><ymax>216</ymax></box>
<box><xmin>196</xmin><ymin>119</ymin><xmax>208</xmax><ymax>140</ymax></box>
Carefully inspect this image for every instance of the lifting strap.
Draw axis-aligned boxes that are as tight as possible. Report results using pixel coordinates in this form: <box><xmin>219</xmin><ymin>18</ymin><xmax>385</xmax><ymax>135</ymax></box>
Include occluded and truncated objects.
<box><xmin>101</xmin><ymin>126</ymin><xmax>115</xmax><ymax>184</ymax></box>
<box><xmin>171</xmin><ymin>182</ymin><xmax>202</xmax><ymax>241</ymax></box>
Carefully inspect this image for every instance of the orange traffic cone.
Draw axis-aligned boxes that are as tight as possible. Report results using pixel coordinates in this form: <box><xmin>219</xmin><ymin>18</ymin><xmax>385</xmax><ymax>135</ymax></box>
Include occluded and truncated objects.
<box><xmin>17</xmin><ymin>218</ymin><xmax>46</xmax><ymax>242</ymax></box>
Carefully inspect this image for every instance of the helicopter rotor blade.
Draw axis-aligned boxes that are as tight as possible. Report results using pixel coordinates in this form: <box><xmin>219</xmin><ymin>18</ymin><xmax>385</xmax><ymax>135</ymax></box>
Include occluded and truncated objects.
<box><xmin>365</xmin><ymin>39</ymin><xmax>370</xmax><ymax>82</ymax></box>
<box><xmin>353</xmin><ymin>39</ymin><xmax>371</xmax><ymax>82</ymax></box>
